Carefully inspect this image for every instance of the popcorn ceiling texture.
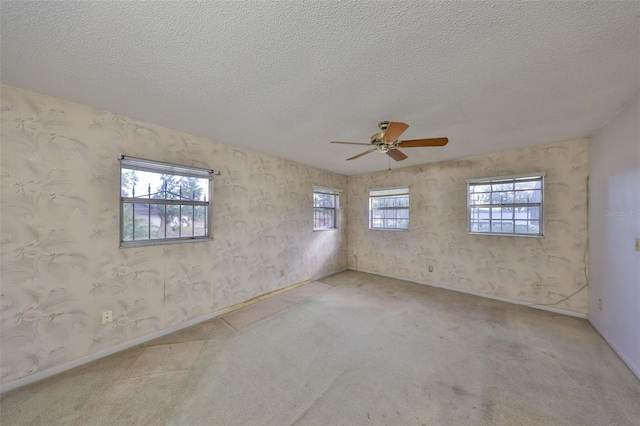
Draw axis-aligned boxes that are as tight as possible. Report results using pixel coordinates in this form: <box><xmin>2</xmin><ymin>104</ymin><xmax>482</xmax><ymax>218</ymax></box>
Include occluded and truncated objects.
<box><xmin>1</xmin><ymin>1</ymin><xmax>638</xmax><ymax>175</ymax></box>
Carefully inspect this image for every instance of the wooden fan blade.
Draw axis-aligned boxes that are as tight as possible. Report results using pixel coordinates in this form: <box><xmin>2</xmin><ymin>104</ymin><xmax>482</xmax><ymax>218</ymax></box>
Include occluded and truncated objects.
<box><xmin>347</xmin><ymin>148</ymin><xmax>377</xmax><ymax>161</ymax></box>
<box><xmin>383</xmin><ymin>122</ymin><xmax>409</xmax><ymax>142</ymax></box>
<box><xmin>397</xmin><ymin>137</ymin><xmax>449</xmax><ymax>148</ymax></box>
<box><xmin>331</xmin><ymin>141</ymin><xmax>373</xmax><ymax>146</ymax></box>
<box><xmin>386</xmin><ymin>149</ymin><xmax>408</xmax><ymax>161</ymax></box>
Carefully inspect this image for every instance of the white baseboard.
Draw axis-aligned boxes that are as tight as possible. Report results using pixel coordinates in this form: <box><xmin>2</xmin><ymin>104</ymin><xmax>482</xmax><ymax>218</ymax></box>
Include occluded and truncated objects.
<box><xmin>588</xmin><ymin>320</ymin><xmax>640</xmax><ymax>380</ymax></box>
<box><xmin>348</xmin><ymin>267</ymin><xmax>587</xmax><ymax>319</ymax></box>
<box><xmin>1</xmin><ymin>268</ymin><xmax>347</xmax><ymax>395</ymax></box>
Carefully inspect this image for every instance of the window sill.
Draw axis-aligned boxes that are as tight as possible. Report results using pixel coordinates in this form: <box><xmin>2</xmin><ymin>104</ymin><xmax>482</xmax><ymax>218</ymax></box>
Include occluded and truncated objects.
<box><xmin>467</xmin><ymin>231</ymin><xmax>543</xmax><ymax>238</ymax></box>
<box><xmin>313</xmin><ymin>228</ymin><xmax>338</xmax><ymax>232</ymax></box>
<box><xmin>369</xmin><ymin>228</ymin><xmax>409</xmax><ymax>232</ymax></box>
<box><xmin>120</xmin><ymin>236</ymin><xmax>212</xmax><ymax>248</ymax></box>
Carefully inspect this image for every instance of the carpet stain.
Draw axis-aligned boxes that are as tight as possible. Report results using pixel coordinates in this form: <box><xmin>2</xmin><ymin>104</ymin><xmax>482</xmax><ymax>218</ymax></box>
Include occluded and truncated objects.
<box><xmin>451</xmin><ymin>384</ymin><xmax>471</xmax><ymax>397</ymax></box>
<box><xmin>538</xmin><ymin>348</ymin><xmax>558</xmax><ymax>359</ymax></box>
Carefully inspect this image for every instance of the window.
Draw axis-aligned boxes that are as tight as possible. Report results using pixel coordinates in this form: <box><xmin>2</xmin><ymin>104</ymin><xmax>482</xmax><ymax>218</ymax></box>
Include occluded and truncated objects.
<box><xmin>369</xmin><ymin>187</ymin><xmax>409</xmax><ymax>230</ymax></box>
<box><xmin>314</xmin><ymin>188</ymin><xmax>339</xmax><ymax>230</ymax></box>
<box><xmin>467</xmin><ymin>173</ymin><xmax>545</xmax><ymax>237</ymax></box>
<box><xmin>120</xmin><ymin>156</ymin><xmax>216</xmax><ymax>247</ymax></box>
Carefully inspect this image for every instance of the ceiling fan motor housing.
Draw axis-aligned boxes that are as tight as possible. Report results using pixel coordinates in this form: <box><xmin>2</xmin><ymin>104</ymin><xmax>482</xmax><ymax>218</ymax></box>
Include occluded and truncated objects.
<box><xmin>371</xmin><ymin>132</ymin><xmax>385</xmax><ymax>144</ymax></box>
<box><xmin>371</xmin><ymin>131</ymin><xmax>394</xmax><ymax>152</ymax></box>
<box><xmin>330</xmin><ymin>120</ymin><xmax>447</xmax><ymax>161</ymax></box>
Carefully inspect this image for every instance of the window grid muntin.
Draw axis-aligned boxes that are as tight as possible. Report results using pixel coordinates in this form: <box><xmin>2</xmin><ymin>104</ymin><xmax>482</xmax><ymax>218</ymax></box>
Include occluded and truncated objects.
<box><xmin>313</xmin><ymin>191</ymin><xmax>338</xmax><ymax>230</ymax></box>
<box><xmin>120</xmin><ymin>158</ymin><xmax>213</xmax><ymax>247</ymax></box>
<box><xmin>467</xmin><ymin>175</ymin><xmax>544</xmax><ymax>237</ymax></box>
<box><xmin>369</xmin><ymin>189</ymin><xmax>409</xmax><ymax>230</ymax></box>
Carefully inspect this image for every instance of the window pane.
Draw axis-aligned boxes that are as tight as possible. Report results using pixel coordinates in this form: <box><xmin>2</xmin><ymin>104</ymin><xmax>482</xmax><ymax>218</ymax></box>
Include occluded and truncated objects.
<box><xmin>314</xmin><ymin>192</ymin><xmax>335</xmax><ymax>208</ymax></box>
<box><xmin>492</xmin><ymin>192</ymin><xmax>512</xmax><ymax>204</ymax></box>
<box><xmin>133</xmin><ymin>204</ymin><xmax>150</xmax><ymax>240</ymax></box>
<box><xmin>470</xmin><ymin>193</ymin><xmax>490</xmax><ymax>204</ymax></box>
<box><xmin>491</xmin><ymin>207</ymin><xmax>503</xmax><ymax>219</ymax></box>
<box><xmin>471</xmin><ymin>184</ymin><xmax>491</xmax><ymax>193</ymax></box>
<box><xmin>492</xmin><ymin>182</ymin><xmax>514</xmax><ymax>191</ymax></box>
<box><xmin>379</xmin><ymin>197</ymin><xmax>392</xmax><ymax>208</ymax></box>
<box><xmin>515</xmin><ymin>220</ymin><xmax>528</xmax><ymax>233</ymax></box>
<box><xmin>314</xmin><ymin>207</ymin><xmax>335</xmax><ymax>229</ymax></box>
<box><xmin>121</xmin><ymin>171</ymin><xmax>138</xmax><ymax>197</ymax></box>
<box><xmin>151</xmin><ymin>204</ymin><xmax>166</xmax><ymax>239</ymax></box>
<box><xmin>515</xmin><ymin>190</ymin><xmax>535</xmax><ymax>203</ymax></box>
<box><xmin>515</xmin><ymin>180</ymin><xmax>541</xmax><ymax>190</ymax></box>
<box><xmin>178</xmin><ymin>205</ymin><xmax>194</xmax><ymax>237</ymax></box>
<box><xmin>529</xmin><ymin>189</ymin><xmax>542</xmax><ymax>203</ymax></box>
<box><xmin>491</xmin><ymin>221</ymin><xmax>503</xmax><ymax>232</ymax></box>
<box><xmin>122</xmin><ymin>203</ymin><xmax>134</xmax><ymax>241</ymax></box>
<box><xmin>121</xmin><ymin>168</ymin><xmax>209</xmax><ymax>202</ymax></box>
<box><xmin>397</xmin><ymin>219</ymin><xmax>409</xmax><ymax>229</ymax></box>
<box><xmin>194</xmin><ymin>206</ymin><xmax>207</xmax><ymax>236</ymax></box>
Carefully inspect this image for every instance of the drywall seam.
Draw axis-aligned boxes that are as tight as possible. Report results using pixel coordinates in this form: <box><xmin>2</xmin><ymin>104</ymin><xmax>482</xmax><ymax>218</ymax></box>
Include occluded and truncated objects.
<box><xmin>0</xmin><ymin>271</ymin><xmax>341</xmax><ymax>394</ymax></box>
<box><xmin>589</xmin><ymin>319</ymin><xmax>640</xmax><ymax>380</ymax></box>
<box><xmin>350</xmin><ymin>267</ymin><xmax>587</xmax><ymax>319</ymax></box>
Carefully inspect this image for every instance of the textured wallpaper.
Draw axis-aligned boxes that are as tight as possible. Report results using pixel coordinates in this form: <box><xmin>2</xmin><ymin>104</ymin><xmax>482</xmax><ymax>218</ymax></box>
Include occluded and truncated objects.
<box><xmin>347</xmin><ymin>139</ymin><xmax>588</xmax><ymax>314</ymax></box>
<box><xmin>0</xmin><ymin>85</ymin><xmax>347</xmax><ymax>385</ymax></box>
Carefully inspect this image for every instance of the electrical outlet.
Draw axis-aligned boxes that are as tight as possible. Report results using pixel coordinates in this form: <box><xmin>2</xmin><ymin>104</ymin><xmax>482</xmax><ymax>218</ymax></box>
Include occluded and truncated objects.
<box><xmin>102</xmin><ymin>310</ymin><xmax>113</xmax><ymax>324</ymax></box>
<box><xmin>428</xmin><ymin>266</ymin><xmax>433</xmax><ymax>272</ymax></box>
<box><xmin>280</xmin><ymin>269</ymin><xmax>285</xmax><ymax>277</ymax></box>
<box><xmin>533</xmin><ymin>281</ymin><xmax>542</xmax><ymax>291</ymax></box>
<box><xmin>598</xmin><ymin>298</ymin><xmax>603</xmax><ymax>311</ymax></box>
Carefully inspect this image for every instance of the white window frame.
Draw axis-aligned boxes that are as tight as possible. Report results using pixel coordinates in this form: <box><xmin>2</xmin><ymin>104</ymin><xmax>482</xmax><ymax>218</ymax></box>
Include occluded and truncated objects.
<box><xmin>119</xmin><ymin>156</ymin><xmax>217</xmax><ymax>248</ymax></box>
<box><xmin>313</xmin><ymin>187</ymin><xmax>340</xmax><ymax>231</ymax></box>
<box><xmin>369</xmin><ymin>187</ymin><xmax>409</xmax><ymax>231</ymax></box>
<box><xmin>467</xmin><ymin>173</ymin><xmax>545</xmax><ymax>237</ymax></box>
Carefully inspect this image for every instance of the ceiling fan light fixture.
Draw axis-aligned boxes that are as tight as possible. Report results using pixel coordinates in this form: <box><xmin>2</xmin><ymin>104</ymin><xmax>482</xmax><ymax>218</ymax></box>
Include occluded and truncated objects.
<box><xmin>330</xmin><ymin>121</ymin><xmax>448</xmax><ymax>162</ymax></box>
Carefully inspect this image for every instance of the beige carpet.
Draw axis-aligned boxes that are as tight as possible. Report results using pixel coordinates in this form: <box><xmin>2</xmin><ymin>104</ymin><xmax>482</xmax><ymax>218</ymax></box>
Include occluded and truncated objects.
<box><xmin>221</xmin><ymin>281</ymin><xmax>333</xmax><ymax>330</ymax></box>
<box><xmin>1</xmin><ymin>271</ymin><xmax>638</xmax><ymax>425</ymax></box>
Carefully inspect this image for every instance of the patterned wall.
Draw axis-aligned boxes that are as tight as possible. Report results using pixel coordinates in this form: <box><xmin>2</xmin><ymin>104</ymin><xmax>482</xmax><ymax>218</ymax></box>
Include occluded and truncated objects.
<box><xmin>347</xmin><ymin>139</ymin><xmax>588</xmax><ymax>314</ymax></box>
<box><xmin>0</xmin><ymin>85</ymin><xmax>348</xmax><ymax>385</ymax></box>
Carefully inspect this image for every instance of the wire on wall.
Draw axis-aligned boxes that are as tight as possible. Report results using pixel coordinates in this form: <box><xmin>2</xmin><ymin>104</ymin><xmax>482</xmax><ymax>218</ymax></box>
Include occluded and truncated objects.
<box><xmin>526</xmin><ymin>233</ymin><xmax>589</xmax><ymax>308</ymax></box>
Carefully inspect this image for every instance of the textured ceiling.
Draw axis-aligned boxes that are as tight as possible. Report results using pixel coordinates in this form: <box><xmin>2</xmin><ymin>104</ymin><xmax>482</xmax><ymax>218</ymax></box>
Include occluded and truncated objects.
<box><xmin>2</xmin><ymin>1</ymin><xmax>638</xmax><ymax>175</ymax></box>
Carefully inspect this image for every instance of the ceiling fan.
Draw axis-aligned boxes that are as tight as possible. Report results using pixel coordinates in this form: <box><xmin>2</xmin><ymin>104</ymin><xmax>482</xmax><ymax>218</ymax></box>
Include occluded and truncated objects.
<box><xmin>331</xmin><ymin>121</ymin><xmax>448</xmax><ymax>161</ymax></box>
